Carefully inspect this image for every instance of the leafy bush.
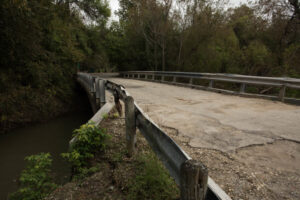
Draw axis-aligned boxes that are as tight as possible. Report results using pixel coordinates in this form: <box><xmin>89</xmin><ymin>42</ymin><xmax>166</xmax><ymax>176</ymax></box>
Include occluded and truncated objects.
<box><xmin>127</xmin><ymin>153</ymin><xmax>179</xmax><ymax>200</ymax></box>
<box><xmin>61</xmin><ymin>122</ymin><xmax>110</xmax><ymax>177</ymax></box>
<box><xmin>9</xmin><ymin>153</ymin><xmax>57</xmax><ymax>200</ymax></box>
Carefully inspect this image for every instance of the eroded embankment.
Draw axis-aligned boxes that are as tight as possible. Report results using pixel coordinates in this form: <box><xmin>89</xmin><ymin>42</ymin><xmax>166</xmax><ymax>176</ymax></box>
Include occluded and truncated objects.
<box><xmin>0</xmin><ymin>82</ymin><xmax>92</xmax><ymax>134</ymax></box>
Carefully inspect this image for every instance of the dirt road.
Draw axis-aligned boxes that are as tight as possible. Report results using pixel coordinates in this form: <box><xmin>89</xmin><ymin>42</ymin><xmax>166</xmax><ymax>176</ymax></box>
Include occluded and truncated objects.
<box><xmin>106</xmin><ymin>78</ymin><xmax>300</xmax><ymax>199</ymax></box>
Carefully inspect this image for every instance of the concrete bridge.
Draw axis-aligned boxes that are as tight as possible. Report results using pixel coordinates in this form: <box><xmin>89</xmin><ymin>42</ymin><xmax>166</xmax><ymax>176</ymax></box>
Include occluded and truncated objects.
<box><xmin>78</xmin><ymin>72</ymin><xmax>300</xmax><ymax>200</ymax></box>
<box><xmin>105</xmin><ymin>77</ymin><xmax>300</xmax><ymax>152</ymax></box>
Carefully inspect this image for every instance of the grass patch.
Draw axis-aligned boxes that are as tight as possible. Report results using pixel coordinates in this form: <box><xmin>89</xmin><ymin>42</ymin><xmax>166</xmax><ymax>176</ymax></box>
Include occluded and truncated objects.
<box><xmin>126</xmin><ymin>152</ymin><xmax>179</xmax><ymax>200</ymax></box>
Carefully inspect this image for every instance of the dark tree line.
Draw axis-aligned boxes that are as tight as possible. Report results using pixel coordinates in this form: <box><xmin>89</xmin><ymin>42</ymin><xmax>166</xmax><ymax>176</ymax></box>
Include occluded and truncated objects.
<box><xmin>0</xmin><ymin>0</ymin><xmax>110</xmax><ymax>132</ymax></box>
<box><xmin>107</xmin><ymin>0</ymin><xmax>299</xmax><ymax>77</ymax></box>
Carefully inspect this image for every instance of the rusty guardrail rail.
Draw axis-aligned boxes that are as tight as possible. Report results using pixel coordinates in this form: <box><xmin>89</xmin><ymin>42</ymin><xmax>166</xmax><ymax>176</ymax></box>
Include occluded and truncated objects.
<box><xmin>77</xmin><ymin>72</ymin><xmax>232</xmax><ymax>200</ymax></box>
<box><xmin>121</xmin><ymin>71</ymin><xmax>300</xmax><ymax>104</ymax></box>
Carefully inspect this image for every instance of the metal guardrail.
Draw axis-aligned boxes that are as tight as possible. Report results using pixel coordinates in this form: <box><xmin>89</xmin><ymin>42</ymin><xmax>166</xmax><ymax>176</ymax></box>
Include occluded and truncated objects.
<box><xmin>77</xmin><ymin>72</ymin><xmax>232</xmax><ymax>200</ymax></box>
<box><xmin>120</xmin><ymin>71</ymin><xmax>300</xmax><ymax>103</ymax></box>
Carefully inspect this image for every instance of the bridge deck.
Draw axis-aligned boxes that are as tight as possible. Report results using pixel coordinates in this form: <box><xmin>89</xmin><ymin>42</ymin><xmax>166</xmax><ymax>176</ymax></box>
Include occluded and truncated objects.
<box><xmin>103</xmin><ymin>77</ymin><xmax>300</xmax><ymax>199</ymax></box>
<box><xmin>108</xmin><ymin>78</ymin><xmax>300</xmax><ymax>150</ymax></box>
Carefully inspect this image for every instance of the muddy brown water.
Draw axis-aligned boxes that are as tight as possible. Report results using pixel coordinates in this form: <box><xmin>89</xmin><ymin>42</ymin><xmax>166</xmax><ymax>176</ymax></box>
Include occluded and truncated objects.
<box><xmin>0</xmin><ymin>111</ymin><xmax>91</xmax><ymax>199</ymax></box>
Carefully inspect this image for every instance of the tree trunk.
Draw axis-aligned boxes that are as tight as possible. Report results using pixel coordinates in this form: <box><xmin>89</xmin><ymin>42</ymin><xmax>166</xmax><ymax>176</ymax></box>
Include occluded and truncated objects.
<box><xmin>154</xmin><ymin>41</ymin><xmax>158</xmax><ymax>71</ymax></box>
<box><xmin>177</xmin><ymin>36</ymin><xmax>183</xmax><ymax>69</ymax></box>
<box><xmin>162</xmin><ymin>40</ymin><xmax>165</xmax><ymax>71</ymax></box>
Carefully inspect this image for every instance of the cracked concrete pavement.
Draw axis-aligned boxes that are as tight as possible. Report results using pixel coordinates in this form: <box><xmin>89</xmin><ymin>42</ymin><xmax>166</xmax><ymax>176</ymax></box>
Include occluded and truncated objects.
<box><xmin>107</xmin><ymin>78</ymin><xmax>300</xmax><ymax>152</ymax></box>
<box><xmin>104</xmin><ymin>78</ymin><xmax>300</xmax><ymax>199</ymax></box>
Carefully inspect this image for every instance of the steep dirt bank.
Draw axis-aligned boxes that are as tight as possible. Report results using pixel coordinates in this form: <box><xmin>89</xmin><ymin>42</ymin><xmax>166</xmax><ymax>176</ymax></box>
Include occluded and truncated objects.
<box><xmin>0</xmin><ymin>82</ymin><xmax>92</xmax><ymax>134</ymax></box>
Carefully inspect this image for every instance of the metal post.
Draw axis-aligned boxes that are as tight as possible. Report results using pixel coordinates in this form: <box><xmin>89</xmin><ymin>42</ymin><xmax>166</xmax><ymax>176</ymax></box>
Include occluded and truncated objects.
<box><xmin>125</xmin><ymin>96</ymin><xmax>136</xmax><ymax>157</ymax></box>
<box><xmin>152</xmin><ymin>75</ymin><xmax>155</xmax><ymax>80</ymax></box>
<box><xmin>173</xmin><ymin>76</ymin><xmax>177</xmax><ymax>83</ymax></box>
<box><xmin>180</xmin><ymin>160</ymin><xmax>208</xmax><ymax>200</ymax></box>
<box><xmin>240</xmin><ymin>83</ymin><xmax>246</xmax><ymax>93</ymax></box>
<box><xmin>99</xmin><ymin>80</ymin><xmax>106</xmax><ymax>108</ymax></box>
<box><xmin>279</xmin><ymin>85</ymin><xmax>286</xmax><ymax>102</ymax></box>
<box><xmin>89</xmin><ymin>76</ymin><xmax>95</xmax><ymax>93</ymax></box>
<box><xmin>113</xmin><ymin>89</ymin><xmax>123</xmax><ymax>116</ymax></box>
<box><xmin>189</xmin><ymin>78</ymin><xmax>193</xmax><ymax>85</ymax></box>
<box><xmin>209</xmin><ymin>80</ymin><xmax>214</xmax><ymax>88</ymax></box>
<box><xmin>95</xmin><ymin>78</ymin><xmax>100</xmax><ymax>108</ymax></box>
<box><xmin>162</xmin><ymin>76</ymin><xmax>165</xmax><ymax>82</ymax></box>
<box><xmin>138</xmin><ymin>74</ymin><xmax>140</xmax><ymax>79</ymax></box>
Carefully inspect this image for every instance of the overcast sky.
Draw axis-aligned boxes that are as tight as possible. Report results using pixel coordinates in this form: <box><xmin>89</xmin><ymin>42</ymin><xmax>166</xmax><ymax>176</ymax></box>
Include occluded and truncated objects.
<box><xmin>108</xmin><ymin>0</ymin><xmax>249</xmax><ymax>21</ymax></box>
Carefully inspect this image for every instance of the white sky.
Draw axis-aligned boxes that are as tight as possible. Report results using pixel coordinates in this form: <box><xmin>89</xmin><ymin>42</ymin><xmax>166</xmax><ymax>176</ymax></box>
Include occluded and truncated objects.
<box><xmin>108</xmin><ymin>0</ymin><xmax>249</xmax><ymax>21</ymax></box>
<box><xmin>109</xmin><ymin>0</ymin><xmax>120</xmax><ymax>21</ymax></box>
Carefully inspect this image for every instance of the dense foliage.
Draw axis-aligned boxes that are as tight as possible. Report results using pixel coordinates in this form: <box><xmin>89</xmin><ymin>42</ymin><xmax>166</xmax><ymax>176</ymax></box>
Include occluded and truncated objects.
<box><xmin>61</xmin><ymin>122</ymin><xmax>110</xmax><ymax>179</ymax></box>
<box><xmin>0</xmin><ymin>0</ymin><xmax>110</xmax><ymax>133</ymax></box>
<box><xmin>108</xmin><ymin>0</ymin><xmax>299</xmax><ymax>77</ymax></box>
<box><xmin>9</xmin><ymin>153</ymin><xmax>57</xmax><ymax>200</ymax></box>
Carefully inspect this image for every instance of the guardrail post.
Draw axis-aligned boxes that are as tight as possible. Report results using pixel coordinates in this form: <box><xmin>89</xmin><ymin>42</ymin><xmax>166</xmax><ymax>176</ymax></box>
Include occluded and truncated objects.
<box><xmin>240</xmin><ymin>83</ymin><xmax>246</xmax><ymax>93</ymax></box>
<box><xmin>95</xmin><ymin>78</ymin><xmax>100</xmax><ymax>109</ymax></box>
<box><xmin>162</xmin><ymin>76</ymin><xmax>165</xmax><ymax>82</ymax></box>
<box><xmin>89</xmin><ymin>76</ymin><xmax>95</xmax><ymax>93</ymax></box>
<box><xmin>209</xmin><ymin>80</ymin><xmax>214</xmax><ymax>88</ymax></box>
<box><xmin>173</xmin><ymin>76</ymin><xmax>177</xmax><ymax>83</ymax></box>
<box><xmin>180</xmin><ymin>160</ymin><xmax>208</xmax><ymax>200</ymax></box>
<box><xmin>138</xmin><ymin>74</ymin><xmax>140</xmax><ymax>79</ymax></box>
<box><xmin>152</xmin><ymin>75</ymin><xmax>155</xmax><ymax>80</ymax></box>
<box><xmin>189</xmin><ymin>78</ymin><xmax>193</xmax><ymax>85</ymax></box>
<box><xmin>279</xmin><ymin>85</ymin><xmax>286</xmax><ymax>102</ymax></box>
<box><xmin>99</xmin><ymin>80</ymin><xmax>106</xmax><ymax>108</ymax></box>
<box><xmin>125</xmin><ymin>96</ymin><xmax>136</xmax><ymax>157</ymax></box>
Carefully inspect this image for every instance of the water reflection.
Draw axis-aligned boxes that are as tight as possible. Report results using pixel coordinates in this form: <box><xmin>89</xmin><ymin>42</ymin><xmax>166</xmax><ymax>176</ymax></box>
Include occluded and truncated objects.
<box><xmin>0</xmin><ymin>111</ymin><xmax>91</xmax><ymax>199</ymax></box>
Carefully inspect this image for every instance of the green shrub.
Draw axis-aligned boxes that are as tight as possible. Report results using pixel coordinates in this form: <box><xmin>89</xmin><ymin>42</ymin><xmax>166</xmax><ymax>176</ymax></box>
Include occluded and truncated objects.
<box><xmin>61</xmin><ymin>122</ymin><xmax>110</xmax><ymax>177</ymax></box>
<box><xmin>127</xmin><ymin>153</ymin><xmax>179</xmax><ymax>200</ymax></box>
<box><xmin>9</xmin><ymin>153</ymin><xmax>57</xmax><ymax>200</ymax></box>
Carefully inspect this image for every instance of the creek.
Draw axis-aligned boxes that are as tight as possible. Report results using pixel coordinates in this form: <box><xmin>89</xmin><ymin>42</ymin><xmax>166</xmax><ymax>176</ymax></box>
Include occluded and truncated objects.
<box><xmin>0</xmin><ymin>110</ymin><xmax>91</xmax><ymax>199</ymax></box>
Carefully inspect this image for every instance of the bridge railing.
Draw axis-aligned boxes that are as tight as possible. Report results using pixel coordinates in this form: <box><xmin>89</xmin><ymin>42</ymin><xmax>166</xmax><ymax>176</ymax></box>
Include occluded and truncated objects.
<box><xmin>77</xmin><ymin>72</ymin><xmax>232</xmax><ymax>200</ymax></box>
<box><xmin>120</xmin><ymin>71</ymin><xmax>300</xmax><ymax>103</ymax></box>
